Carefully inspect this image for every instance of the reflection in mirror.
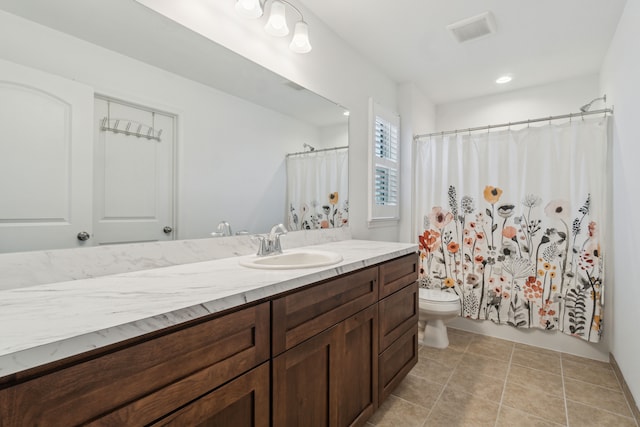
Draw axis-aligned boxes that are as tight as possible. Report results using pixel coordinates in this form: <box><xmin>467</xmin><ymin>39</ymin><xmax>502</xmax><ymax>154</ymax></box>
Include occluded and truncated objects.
<box><xmin>0</xmin><ymin>0</ymin><xmax>348</xmax><ymax>254</ymax></box>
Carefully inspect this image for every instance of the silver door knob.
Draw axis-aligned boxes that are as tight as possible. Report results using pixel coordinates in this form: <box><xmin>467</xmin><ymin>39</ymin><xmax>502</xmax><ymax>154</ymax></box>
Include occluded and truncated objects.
<box><xmin>163</xmin><ymin>226</ymin><xmax>173</xmax><ymax>234</ymax></box>
<box><xmin>77</xmin><ymin>231</ymin><xmax>91</xmax><ymax>241</ymax></box>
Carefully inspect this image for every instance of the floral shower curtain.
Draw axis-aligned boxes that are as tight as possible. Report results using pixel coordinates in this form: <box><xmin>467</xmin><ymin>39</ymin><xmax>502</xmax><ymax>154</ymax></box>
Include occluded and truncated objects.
<box><xmin>286</xmin><ymin>148</ymin><xmax>349</xmax><ymax>230</ymax></box>
<box><xmin>415</xmin><ymin>118</ymin><xmax>609</xmax><ymax>342</ymax></box>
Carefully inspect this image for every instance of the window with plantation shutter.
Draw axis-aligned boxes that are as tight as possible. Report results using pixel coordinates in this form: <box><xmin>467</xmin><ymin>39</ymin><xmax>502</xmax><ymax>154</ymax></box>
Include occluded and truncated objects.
<box><xmin>369</xmin><ymin>99</ymin><xmax>400</xmax><ymax>224</ymax></box>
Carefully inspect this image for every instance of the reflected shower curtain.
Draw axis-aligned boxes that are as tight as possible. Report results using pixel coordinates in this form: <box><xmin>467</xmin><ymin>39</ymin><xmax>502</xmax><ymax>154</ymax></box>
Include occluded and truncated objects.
<box><xmin>286</xmin><ymin>148</ymin><xmax>349</xmax><ymax>230</ymax></box>
<box><xmin>414</xmin><ymin>118</ymin><xmax>608</xmax><ymax>342</ymax></box>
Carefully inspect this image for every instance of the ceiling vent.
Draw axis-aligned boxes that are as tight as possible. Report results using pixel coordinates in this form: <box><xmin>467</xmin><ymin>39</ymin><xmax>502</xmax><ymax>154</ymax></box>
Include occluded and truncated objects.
<box><xmin>447</xmin><ymin>11</ymin><xmax>496</xmax><ymax>43</ymax></box>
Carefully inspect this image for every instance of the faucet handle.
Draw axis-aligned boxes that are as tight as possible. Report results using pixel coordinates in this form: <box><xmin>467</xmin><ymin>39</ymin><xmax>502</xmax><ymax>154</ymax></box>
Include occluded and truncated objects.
<box><xmin>273</xmin><ymin>234</ymin><xmax>284</xmax><ymax>254</ymax></box>
<box><xmin>256</xmin><ymin>235</ymin><xmax>271</xmax><ymax>256</ymax></box>
<box><xmin>216</xmin><ymin>221</ymin><xmax>232</xmax><ymax>236</ymax></box>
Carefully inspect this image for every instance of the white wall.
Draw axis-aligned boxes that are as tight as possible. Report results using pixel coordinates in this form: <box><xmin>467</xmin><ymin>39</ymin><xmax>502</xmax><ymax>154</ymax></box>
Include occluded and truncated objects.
<box><xmin>135</xmin><ymin>1</ymin><xmax>400</xmax><ymax>241</ymax></box>
<box><xmin>433</xmin><ymin>74</ymin><xmax>611</xmax><ymax>361</ymax></box>
<box><xmin>318</xmin><ymin>123</ymin><xmax>349</xmax><ymax>150</ymax></box>
<box><xmin>397</xmin><ymin>82</ymin><xmax>437</xmax><ymax>244</ymax></box>
<box><xmin>600</xmin><ymin>0</ymin><xmax>640</xmax><ymax>404</ymax></box>
<box><xmin>0</xmin><ymin>10</ymin><xmax>323</xmax><ymax>238</ymax></box>
<box><xmin>436</xmin><ymin>74</ymin><xmax>602</xmax><ymax>130</ymax></box>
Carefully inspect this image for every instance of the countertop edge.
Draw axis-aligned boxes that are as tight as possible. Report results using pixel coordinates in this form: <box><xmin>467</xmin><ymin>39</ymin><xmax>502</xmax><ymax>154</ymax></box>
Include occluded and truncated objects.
<box><xmin>0</xmin><ymin>242</ymin><xmax>417</xmax><ymax>380</ymax></box>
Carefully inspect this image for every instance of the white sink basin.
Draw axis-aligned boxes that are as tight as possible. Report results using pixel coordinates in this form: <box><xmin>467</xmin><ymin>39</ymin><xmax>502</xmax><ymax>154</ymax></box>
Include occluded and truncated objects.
<box><xmin>239</xmin><ymin>249</ymin><xmax>343</xmax><ymax>270</ymax></box>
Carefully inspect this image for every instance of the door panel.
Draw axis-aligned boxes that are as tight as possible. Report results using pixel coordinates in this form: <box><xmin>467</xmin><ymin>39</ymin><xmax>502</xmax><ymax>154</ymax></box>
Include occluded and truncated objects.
<box><xmin>0</xmin><ymin>59</ymin><xmax>93</xmax><ymax>252</ymax></box>
<box><xmin>273</xmin><ymin>325</ymin><xmax>340</xmax><ymax>427</ymax></box>
<box><xmin>93</xmin><ymin>97</ymin><xmax>174</xmax><ymax>245</ymax></box>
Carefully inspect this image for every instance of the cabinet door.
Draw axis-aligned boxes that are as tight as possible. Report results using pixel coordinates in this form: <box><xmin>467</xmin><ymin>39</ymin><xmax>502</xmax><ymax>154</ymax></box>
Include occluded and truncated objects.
<box><xmin>272</xmin><ymin>266</ymin><xmax>378</xmax><ymax>356</ymax></box>
<box><xmin>273</xmin><ymin>325</ymin><xmax>341</xmax><ymax>427</ymax></box>
<box><xmin>150</xmin><ymin>362</ymin><xmax>269</xmax><ymax>427</ymax></box>
<box><xmin>378</xmin><ymin>325</ymin><xmax>418</xmax><ymax>403</ymax></box>
<box><xmin>379</xmin><ymin>281</ymin><xmax>418</xmax><ymax>352</ymax></box>
<box><xmin>339</xmin><ymin>305</ymin><xmax>378</xmax><ymax>427</ymax></box>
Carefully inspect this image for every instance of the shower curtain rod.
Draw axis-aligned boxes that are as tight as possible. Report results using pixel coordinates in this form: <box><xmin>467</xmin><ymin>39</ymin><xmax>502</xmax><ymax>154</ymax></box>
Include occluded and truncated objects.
<box><xmin>286</xmin><ymin>145</ymin><xmax>348</xmax><ymax>157</ymax></box>
<box><xmin>413</xmin><ymin>107</ymin><xmax>613</xmax><ymax>141</ymax></box>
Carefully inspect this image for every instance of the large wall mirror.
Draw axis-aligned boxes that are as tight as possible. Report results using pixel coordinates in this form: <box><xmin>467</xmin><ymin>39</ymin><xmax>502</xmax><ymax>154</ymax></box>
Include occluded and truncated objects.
<box><xmin>0</xmin><ymin>0</ymin><xmax>349</xmax><ymax>254</ymax></box>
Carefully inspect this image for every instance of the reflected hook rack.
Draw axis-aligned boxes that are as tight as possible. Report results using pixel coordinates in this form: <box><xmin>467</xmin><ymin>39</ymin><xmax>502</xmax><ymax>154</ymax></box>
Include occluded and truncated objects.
<box><xmin>100</xmin><ymin>117</ymin><xmax>163</xmax><ymax>142</ymax></box>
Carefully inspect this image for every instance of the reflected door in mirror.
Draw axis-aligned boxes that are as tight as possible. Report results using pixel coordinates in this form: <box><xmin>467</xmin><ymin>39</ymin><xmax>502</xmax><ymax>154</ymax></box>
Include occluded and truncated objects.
<box><xmin>0</xmin><ymin>59</ymin><xmax>93</xmax><ymax>253</ymax></box>
<box><xmin>93</xmin><ymin>98</ymin><xmax>175</xmax><ymax>246</ymax></box>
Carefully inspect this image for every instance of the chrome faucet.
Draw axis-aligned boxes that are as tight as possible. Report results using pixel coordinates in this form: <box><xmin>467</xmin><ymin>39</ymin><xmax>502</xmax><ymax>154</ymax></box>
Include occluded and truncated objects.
<box><xmin>256</xmin><ymin>224</ymin><xmax>288</xmax><ymax>256</ymax></box>
<box><xmin>211</xmin><ymin>221</ymin><xmax>232</xmax><ymax>237</ymax></box>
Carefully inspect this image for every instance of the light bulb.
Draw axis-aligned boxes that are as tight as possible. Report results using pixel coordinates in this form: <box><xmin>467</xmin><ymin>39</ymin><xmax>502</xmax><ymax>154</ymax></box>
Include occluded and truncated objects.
<box><xmin>265</xmin><ymin>1</ymin><xmax>289</xmax><ymax>37</ymax></box>
<box><xmin>235</xmin><ymin>0</ymin><xmax>263</xmax><ymax>18</ymax></box>
<box><xmin>289</xmin><ymin>21</ymin><xmax>312</xmax><ymax>53</ymax></box>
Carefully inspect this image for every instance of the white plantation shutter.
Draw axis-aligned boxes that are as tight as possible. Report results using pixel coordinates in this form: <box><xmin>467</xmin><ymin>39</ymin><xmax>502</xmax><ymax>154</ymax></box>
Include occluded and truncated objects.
<box><xmin>369</xmin><ymin>100</ymin><xmax>400</xmax><ymax>223</ymax></box>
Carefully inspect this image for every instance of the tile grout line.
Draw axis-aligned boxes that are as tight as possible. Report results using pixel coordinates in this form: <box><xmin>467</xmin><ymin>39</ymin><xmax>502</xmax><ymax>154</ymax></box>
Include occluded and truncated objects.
<box><xmin>564</xmin><ymin>397</ymin><xmax>639</xmax><ymax>424</ymax></box>
<box><xmin>493</xmin><ymin>343</ymin><xmax>515</xmax><ymax>427</ymax></box>
<box><xmin>418</xmin><ymin>334</ymin><xmax>468</xmax><ymax>427</ymax></box>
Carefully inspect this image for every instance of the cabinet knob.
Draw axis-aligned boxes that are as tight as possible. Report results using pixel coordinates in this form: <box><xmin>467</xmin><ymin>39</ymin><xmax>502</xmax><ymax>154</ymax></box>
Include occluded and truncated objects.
<box><xmin>77</xmin><ymin>231</ymin><xmax>91</xmax><ymax>241</ymax></box>
<box><xmin>163</xmin><ymin>226</ymin><xmax>173</xmax><ymax>234</ymax></box>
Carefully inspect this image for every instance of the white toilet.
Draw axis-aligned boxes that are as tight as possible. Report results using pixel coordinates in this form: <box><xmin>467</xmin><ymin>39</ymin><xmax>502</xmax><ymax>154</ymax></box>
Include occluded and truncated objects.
<box><xmin>418</xmin><ymin>288</ymin><xmax>461</xmax><ymax>349</ymax></box>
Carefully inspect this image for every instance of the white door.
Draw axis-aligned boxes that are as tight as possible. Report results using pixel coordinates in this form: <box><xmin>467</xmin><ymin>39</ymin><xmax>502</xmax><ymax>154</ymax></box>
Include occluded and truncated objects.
<box><xmin>93</xmin><ymin>97</ymin><xmax>175</xmax><ymax>246</ymax></box>
<box><xmin>0</xmin><ymin>59</ymin><xmax>94</xmax><ymax>253</ymax></box>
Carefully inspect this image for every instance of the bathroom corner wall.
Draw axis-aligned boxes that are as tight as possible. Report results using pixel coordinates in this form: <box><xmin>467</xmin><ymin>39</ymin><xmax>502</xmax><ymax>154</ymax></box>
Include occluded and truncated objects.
<box><xmin>600</xmin><ymin>0</ymin><xmax>640</xmax><ymax>406</ymax></box>
<box><xmin>433</xmin><ymin>74</ymin><xmax>611</xmax><ymax>361</ymax></box>
<box><xmin>397</xmin><ymin>82</ymin><xmax>437</xmax><ymax>244</ymax></box>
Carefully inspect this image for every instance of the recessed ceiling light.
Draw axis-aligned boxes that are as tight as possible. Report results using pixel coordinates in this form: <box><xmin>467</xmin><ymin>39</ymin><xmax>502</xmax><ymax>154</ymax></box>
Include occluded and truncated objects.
<box><xmin>496</xmin><ymin>75</ymin><xmax>512</xmax><ymax>84</ymax></box>
<box><xmin>343</xmin><ymin>111</ymin><xmax>350</xmax><ymax>116</ymax></box>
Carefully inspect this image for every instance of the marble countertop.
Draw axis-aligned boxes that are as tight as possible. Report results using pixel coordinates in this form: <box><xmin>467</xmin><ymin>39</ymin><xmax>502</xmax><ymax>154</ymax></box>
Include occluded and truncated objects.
<box><xmin>0</xmin><ymin>239</ymin><xmax>417</xmax><ymax>378</ymax></box>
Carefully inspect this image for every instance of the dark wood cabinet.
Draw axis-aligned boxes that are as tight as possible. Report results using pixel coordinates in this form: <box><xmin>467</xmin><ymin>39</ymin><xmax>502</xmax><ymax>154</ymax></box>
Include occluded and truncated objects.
<box><xmin>378</xmin><ymin>324</ymin><xmax>419</xmax><ymax>402</ymax></box>
<box><xmin>0</xmin><ymin>302</ymin><xmax>270</xmax><ymax>427</ymax></box>
<box><xmin>339</xmin><ymin>305</ymin><xmax>379</xmax><ymax>427</ymax></box>
<box><xmin>272</xmin><ymin>265</ymin><xmax>378</xmax><ymax>356</ymax></box>
<box><xmin>379</xmin><ymin>253</ymin><xmax>418</xmax><ymax>299</ymax></box>
<box><xmin>273</xmin><ymin>323</ymin><xmax>341</xmax><ymax>427</ymax></box>
<box><xmin>377</xmin><ymin>255</ymin><xmax>419</xmax><ymax>405</ymax></box>
<box><xmin>150</xmin><ymin>362</ymin><xmax>270</xmax><ymax>427</ymax></box>
<box><xmin>379</xmin><ymin>281</ymin><xmax>419</xmax><ymax>352</ymax></box>
<box><xmin>272</xmin><ymin>254</ymin><xmax>418</xmax><ymax>427</ymax></box>
<box><xmin>272</xmin><ymin>305</ymin><xmax>379</xmax><ymax>427</ymax></box>
<box><xmin>0</xmin><ymin>252</ymin><xmax>418</xmax><ymax>427</ymax></box>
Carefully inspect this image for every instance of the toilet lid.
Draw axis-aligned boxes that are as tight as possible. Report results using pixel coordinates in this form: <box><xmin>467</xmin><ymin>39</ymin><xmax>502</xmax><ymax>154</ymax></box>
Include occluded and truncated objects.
<box><xmin>419</xmin><ymin>288</ymin><xmax>460</xmax><ymax>302</ymax></box>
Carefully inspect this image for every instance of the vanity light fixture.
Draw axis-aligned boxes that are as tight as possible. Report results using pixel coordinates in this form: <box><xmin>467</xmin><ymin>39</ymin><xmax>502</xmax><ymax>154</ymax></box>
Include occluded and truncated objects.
<box><xmin>235</xmin><ymin>0</ymin><xmax>263</xmax><ymax>18</ymax></box>
<box><xmin>235</xmin><ymin>0</ymin><xmax>312</xmax><ymax>53</ymax></box>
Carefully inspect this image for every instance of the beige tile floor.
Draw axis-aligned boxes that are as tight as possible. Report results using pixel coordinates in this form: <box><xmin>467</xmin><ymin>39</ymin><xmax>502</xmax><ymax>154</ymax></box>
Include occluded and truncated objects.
<box><xmin>367</xmin><ymin>328</ymin><xmax>639</xmax><ymax>427</ymax></box>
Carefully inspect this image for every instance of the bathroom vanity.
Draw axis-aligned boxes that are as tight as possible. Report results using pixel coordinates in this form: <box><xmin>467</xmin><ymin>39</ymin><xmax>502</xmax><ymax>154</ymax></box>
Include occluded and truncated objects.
<box><xmin>0</xmin><ymin>240</ymin><xmax>418</xmax><ymax>426</ymax></box>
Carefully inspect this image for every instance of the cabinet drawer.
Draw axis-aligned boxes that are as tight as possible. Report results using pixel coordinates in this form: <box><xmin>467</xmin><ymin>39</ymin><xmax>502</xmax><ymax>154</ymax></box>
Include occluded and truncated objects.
<box><xmin>378</xmin><ymin>325</ymin><xmax>418</xmax><ymax>403</ymax></box>
<box><xmin>150</xmin><ymin>362</ymin><xmax>270</xmax><ymax>427</ymax></box>
<box><xmin>272</xmin><ymin>266</ymin><xmax>378</xmax><ymax>355</ymax></box>
<box><xmin>378</xmin><ymin>253</ymin><xmax>418</xmax><ymax>299</ymax></box>
<box><xmin>0</xmin><ymin>302</ymin><xmax>270</xmax><ymax>427</ymax></box>
<box><xmin>378</xmin><ymin>281</ymin><xmax>418</xmax><ymax>353</ymax></box>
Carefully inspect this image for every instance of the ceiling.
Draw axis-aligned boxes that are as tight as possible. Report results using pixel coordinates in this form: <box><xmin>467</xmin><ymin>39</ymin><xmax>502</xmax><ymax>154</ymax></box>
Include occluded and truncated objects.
<box><xmin>0</xmin><ymin>1</ymin><xmax>628</xmax><ymax>109</ymax></box>
<box><xmin>298</xmin><ymin>0</ymin><xmax>628</xmax><ymax>104</ymax></box>
<box><xmin>0</xmin><ymin>0</ymin><xmax>347</xmax><ymax>127</ymax></box>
